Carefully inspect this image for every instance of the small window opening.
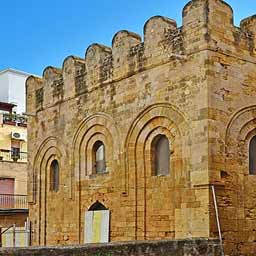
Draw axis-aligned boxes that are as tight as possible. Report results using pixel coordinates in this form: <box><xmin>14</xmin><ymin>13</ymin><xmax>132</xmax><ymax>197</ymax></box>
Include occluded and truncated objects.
<box><xmin>93</xmin><ymin>141</ymin><xmax>106</xmax><ymax>174</ymax></box>
<box><xmin>249</xmin><ymin>136</ymin><xmax>256</xmax><ymax>175</ymax></box>
<box><xmin>220</xmin><ymin>170</ymin><xmax>229</xmax><ymax>179</ymax></box>
<box><xmin>50</xmin><ymin>159</ymin><xmax>59</xmax><ymax>192</ymax></box>
<box><xmin>152</xmin><ymin>135</ymin><xmax>170</xmax><ymax>176</ymax></box>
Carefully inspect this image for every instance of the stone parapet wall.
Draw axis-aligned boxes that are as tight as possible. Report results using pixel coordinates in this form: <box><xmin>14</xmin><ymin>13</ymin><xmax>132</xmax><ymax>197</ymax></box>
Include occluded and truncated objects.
<box><xmin>0</xmin><ymin>239</ymin><xmax>221</xmax><ymax>256</ymax></box>
<box><xmin>26</xmin><ymin>0</ymin><xmax>256</xmax><ymax>114</ymax></box>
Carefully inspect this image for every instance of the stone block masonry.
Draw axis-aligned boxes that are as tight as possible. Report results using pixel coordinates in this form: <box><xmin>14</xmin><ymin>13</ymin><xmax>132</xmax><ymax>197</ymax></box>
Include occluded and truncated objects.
<box><xmin>0</xmin><ymin>239</ymin><xmax>221</xmax><ymax>256</ymax></box>
<box><xmin>26</xmin><ymin>0</ymin><xmax>256</xmax><ymax>255</ymax></box>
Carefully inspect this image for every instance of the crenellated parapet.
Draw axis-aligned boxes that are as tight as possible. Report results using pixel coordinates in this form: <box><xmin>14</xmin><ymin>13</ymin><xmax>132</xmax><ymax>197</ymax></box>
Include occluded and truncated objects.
<box><xmin>85</xmin><ymin>44</ymin><xmax>112</xmax><ymax>90</ymax></box>
<box><xmin>241</xmin><ymin>15</ymin><xmax>256</xmax><ymax>35</ymax></box>
<box><xmin>26</xmin><ymin>76</ymin><xmax>44</xmax><ymax>113</ymax></box>
<box><xmin>182</xmin><ymin>0</ymin><xmax>234</xmax><ymax>52</ymax></box>
<box><xmin>62</xmin><ymin>56</ymin><xmax>85</xmax><ymax>98</ymax></box>
<box><xmin>112</xmin><ymin>30</ymin><xmax>141</xmax><ymax>79</ymax></box>
<box><xmin>144</xmin><ymin>16</ymin><xmax>179</xmax><ymax>63</ymax></box>
<box><xmin>240</xmin><ymin>15</ymin><xmax>256</xmax><ymax>52</ymax></box>
<box><xmin>42</xmin><ymin>66</ymin><xmax>63</xmax><ymax>108</ymax></box>
<box><xmin>26</xmin><ymin>0</ymin><xmax>256</xmax><ymax>112</ymax></box>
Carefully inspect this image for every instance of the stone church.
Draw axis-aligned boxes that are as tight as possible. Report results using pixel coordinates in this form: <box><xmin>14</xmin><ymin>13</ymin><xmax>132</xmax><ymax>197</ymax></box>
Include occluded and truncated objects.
<box><xmin>26</xmin><ymin>0</ymin><xmax>256</xmax><ymax>255</ymax></box>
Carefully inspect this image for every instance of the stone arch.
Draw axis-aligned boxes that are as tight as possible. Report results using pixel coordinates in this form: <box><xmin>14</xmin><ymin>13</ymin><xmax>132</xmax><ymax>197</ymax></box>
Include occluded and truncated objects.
<box><xmin>71</xmin><ymin>113</ymin><xmax>120</xmax><ymax>243</ymax></box>
<box><xmin>72</xmin><ymin>112</ymin><xmax>121</xmax><ymax>185</ymax></box>
<box><xmin>30</xmin><ymin>136</ymin><xmax>64</xmax><ymax>245</ymax></box>
<box><xmin>224</xmin><ymin>108</ymin><xmax>256</xmax><ymax>250</ymax></box>
<box><xmin>225</xmin><ymin>105</ymin><xmax>256</xmax><ymax>156</ymax></box>
<box><xmin>88</xmin><ymin>201</ymin><xmax>108</xmax><ymax>211</ymax></box>
<box><xmin>225</xmin><ymin>105</ymin><xmax>256</xmax><ymax>179</ymax></box>
<box><xmin>124</xmin><ymin>103</ymin><xmax>189</xmax><ymax>239</ymax></box>
<box><xmin>124</xmin><ymin>103</ymin><xmax>188</xmax><ymax>191</ymax></box>
<box><xmin>30</xmin><ymin>136</ymin><xmax>63</xmax><ymax>203</ymax></box>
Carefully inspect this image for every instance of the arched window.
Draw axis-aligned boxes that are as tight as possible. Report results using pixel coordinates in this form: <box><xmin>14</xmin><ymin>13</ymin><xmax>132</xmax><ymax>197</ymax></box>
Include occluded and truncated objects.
<box><xmin>93</xmin><ymin>141</ymin><xmax>106</xmax><ymax>174</ymax></box>
<box><xmin>249</xmin><ymin>136</ymin><xmax>256</xmax><ymax>175</ymax></box>
<box><xmin>152</xmin><ymin>135</ymin><xmax>170</xmax><ymax>176</ymax></box>
<box><xmin>50</xmin><ymin>159</ymin><xmax>59</xmax><ymax>192</ymax></box>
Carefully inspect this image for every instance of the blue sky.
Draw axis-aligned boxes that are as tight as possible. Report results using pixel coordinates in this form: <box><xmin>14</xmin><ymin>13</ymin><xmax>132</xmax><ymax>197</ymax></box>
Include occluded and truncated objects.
<box><xmin>1</xmin><ymin>0</ymin><xmax>255</xmax><ymax>76</ymax></box>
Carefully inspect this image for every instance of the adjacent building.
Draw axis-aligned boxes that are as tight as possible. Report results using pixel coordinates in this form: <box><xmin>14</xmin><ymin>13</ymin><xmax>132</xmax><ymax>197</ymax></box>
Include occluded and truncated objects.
<box><xmin>0</xmin><ymin>68</ymin><xmax>31</xmax><ymax>114</ymax></box>
<box><xmin>26</xmin><ymin>0</ymin><xmax>256</xmax><ymax>255</ymax></box>
<box><xmin>0</xmin><ymin>68</ymin><xmax>33</xmax><ymax>240</ymax></box>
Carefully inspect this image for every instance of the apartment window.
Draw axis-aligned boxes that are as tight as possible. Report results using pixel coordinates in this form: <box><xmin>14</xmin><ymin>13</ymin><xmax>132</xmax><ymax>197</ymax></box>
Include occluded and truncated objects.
<box><xmin>11</xmin><ymin>140</ymin><xmax>20</xmax><ymax>161</ymax></box>
<box><xmin>0</xmin><ymin>178</ymin><xmax>14</xmax><ymax>194</ymax></box>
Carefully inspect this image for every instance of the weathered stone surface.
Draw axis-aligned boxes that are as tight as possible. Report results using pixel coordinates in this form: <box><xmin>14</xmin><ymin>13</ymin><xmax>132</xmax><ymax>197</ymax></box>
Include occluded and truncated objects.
<box><xmin>26</xmin><ymin>0</ymin><xmax>256</xmax><ymax>255</ymax></box>
<box><xmin>0</xmin><ymin>239</ymin><xmax>221</xmax><ymax>256</ymax></box>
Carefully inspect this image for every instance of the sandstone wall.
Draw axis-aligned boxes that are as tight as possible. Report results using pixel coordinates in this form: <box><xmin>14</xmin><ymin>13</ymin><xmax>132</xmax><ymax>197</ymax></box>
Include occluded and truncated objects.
<box><xmin>25</xmin><ymin>0</ymin><xmax>256</xmax><ymax>255</ymax></box>
<box><xmin>26</xmin><ymin>4</ymin><xmax>211</xmax><ymax>247</ymax></box>
<box><xmin>202</xmin><ymin>2</ymin><xmax>256</xmax><ymax>256</ymax></box>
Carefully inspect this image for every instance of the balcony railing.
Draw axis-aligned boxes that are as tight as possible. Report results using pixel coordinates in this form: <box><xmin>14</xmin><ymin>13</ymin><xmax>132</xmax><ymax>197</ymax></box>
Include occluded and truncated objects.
<box><xmin>0</xmin><ymin>150</ymin><xmax>27</xmax><ymax>162</ymax></box>
<box><xmin>2</xmin><ymin>113</ymin><xmax>27</xmax><ymax>127</ymax></box>
<box><xmin>0</xmin><ymin>194</ymin><xmax>28</xmax><ymax>209</ymax></box>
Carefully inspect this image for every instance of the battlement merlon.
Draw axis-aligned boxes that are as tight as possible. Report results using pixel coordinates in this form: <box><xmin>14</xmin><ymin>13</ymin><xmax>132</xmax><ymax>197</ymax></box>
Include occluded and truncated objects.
<box><xmin>241</xmin><ymin>15</ymin><xmax>256</xmax><ymax>35</ymax></box>
<box><xmin>26</xmin><ymin>76</ymin><xmax>44</xmax><ymax>114</ymax></box>
<box><xmin>26</xmin><ymin>0</ymin><xmax>256</xmax><ymax>113</ymax></box>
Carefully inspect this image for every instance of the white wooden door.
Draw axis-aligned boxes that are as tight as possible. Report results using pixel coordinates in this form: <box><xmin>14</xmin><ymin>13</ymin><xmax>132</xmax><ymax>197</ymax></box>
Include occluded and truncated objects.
<box><xmin>84</xmin><ymin>210</ymin><xmax>110</xmax><ymax>243</ymax></box>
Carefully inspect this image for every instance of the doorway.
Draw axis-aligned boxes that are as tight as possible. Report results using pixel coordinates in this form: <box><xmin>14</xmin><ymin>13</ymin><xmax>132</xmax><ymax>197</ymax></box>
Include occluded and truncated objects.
<box><xmin>84</xmin><ymin>201</ymin><xmax>110</xmax><ymax>243</ymax></box>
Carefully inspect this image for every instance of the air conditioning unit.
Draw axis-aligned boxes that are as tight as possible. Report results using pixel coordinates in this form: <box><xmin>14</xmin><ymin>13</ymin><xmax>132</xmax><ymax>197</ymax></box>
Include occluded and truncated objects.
<box><xmin>11</xmin><ymin>132</ymin><xmax>27</xmax><ymax>141</ymax></box>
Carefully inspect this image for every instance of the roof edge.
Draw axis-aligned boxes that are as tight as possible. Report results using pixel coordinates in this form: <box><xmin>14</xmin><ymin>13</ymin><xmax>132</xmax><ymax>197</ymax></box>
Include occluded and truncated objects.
<box><xmin>0</xmin><ymin>68</ymin><xmax>40</xmax><ymax>77</ymax></box>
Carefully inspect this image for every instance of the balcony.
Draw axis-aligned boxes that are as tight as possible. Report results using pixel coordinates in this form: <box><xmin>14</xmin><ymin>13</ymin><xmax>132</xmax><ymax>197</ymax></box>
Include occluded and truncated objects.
<box><xmin>0</xmin><ymin>150</ymin><xmax>27</xmax><ymax>162</ymax></box>
<box><xmin>0</xmin><ymin>194</ymin><xmax>28</xmax><ymax>210</ymax></box>
<box><xmin>2</xmin><ymin>113</ymin><xmax>27</xmax><ymax>127</ymax></box>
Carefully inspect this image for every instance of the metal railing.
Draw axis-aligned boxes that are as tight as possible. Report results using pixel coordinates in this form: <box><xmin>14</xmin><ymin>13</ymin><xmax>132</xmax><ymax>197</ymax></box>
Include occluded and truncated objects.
<box><xmin>0</xmin><ymin>194</ymin><xmax>28</xmax><ymax>209</ymax></box>
<box><xmin>0</xmin><ymin>150</ymin><xmax>27</xmax><ymax>162</ymax></box>
<box><xmin>2</xmin><ymin>113</ymin><xmax>27</xmax><ymax>127</ymax></box>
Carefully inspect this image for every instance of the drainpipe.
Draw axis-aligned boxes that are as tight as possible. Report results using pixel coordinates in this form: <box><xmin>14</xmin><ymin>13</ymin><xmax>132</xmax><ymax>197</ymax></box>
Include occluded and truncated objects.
<box><xmin>211</xmin><ymin>185</ymin><xmax>224</xmax><ymax>256</ymax></box>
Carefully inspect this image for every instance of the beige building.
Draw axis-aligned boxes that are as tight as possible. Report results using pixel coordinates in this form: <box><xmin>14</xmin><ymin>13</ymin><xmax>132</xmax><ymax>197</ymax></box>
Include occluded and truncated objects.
<box><xmin>0</xmin><ymin>68</ymin><xmax>37</xmax><ymax>233</ymax></box>
<box><xmin>0</xmin><ymin>104</ymin><xmax>28</xmax><ymax>228</ymax></box>
<box><xmin>26</xmin><ymin>0</ymin><xmax>256</xmax><ymax>255</ymax></box>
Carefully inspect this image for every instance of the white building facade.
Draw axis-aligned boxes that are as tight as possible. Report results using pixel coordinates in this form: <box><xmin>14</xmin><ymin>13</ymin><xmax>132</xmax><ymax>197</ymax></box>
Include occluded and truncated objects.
<box><xmin>0</xmin><ymin>69</ymin><xmax>32</xmax><ymax>114</ymax></box>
